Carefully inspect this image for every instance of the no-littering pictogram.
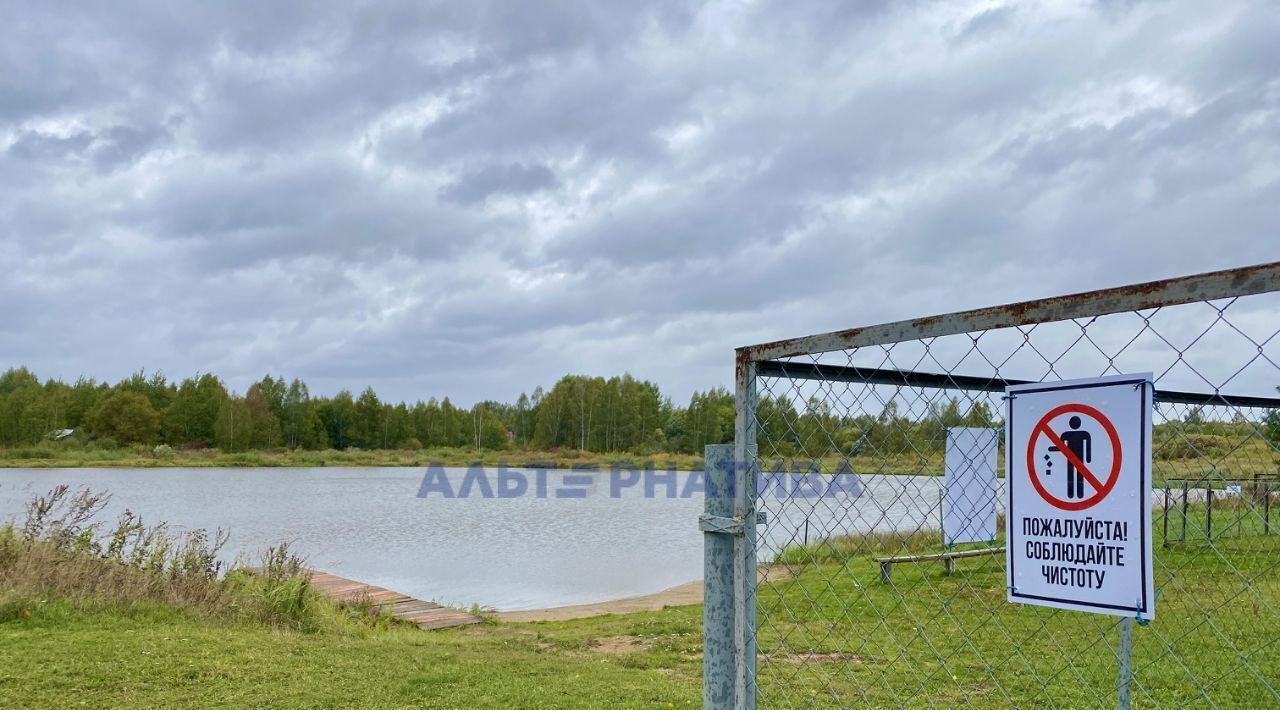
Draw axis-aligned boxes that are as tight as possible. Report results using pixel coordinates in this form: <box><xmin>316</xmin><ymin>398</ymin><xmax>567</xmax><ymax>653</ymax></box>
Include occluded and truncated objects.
<box><xmin>1026</xmin><ymin>404</ymin><xmax>1122</xmax><ymax>512</ymax></box>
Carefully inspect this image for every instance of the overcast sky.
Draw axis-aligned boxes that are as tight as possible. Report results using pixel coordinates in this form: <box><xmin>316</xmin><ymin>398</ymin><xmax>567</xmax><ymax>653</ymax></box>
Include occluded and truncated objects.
<box><xmin>2</xmin><ymin>0</ymin><xmax>1278</xmax><ymax>406</ymax></box>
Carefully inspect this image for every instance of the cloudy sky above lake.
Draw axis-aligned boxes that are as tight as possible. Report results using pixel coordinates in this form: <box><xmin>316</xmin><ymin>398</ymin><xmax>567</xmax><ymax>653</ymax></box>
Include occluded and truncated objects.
<box><xmin>2</xmin><ymin>0</ymin><xmax>1278</xmax><ymax>405</ymax></box>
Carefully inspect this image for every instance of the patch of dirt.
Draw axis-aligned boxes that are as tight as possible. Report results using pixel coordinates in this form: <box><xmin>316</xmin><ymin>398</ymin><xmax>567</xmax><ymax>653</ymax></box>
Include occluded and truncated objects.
<box><xmin>590</xmin><ymin>635</ymin><xmax>655</xmax><ymax>655</ymax></box>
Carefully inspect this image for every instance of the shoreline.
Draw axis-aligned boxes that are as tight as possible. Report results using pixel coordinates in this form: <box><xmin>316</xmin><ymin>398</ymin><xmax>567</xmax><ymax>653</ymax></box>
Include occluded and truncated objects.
<box><xmin>494</xmin><ymin>580</ymin><xmax>704</xmax><ymax>622</ymax></box>
<box><xmin>494</xmin><ymin>566</ymin><xmax>788</xmax><ymax>622</ymax></box>
<box><xmin>0</xmin><ymin>448</ymin><xmax>706</xmax><ymax>472</ymax></box>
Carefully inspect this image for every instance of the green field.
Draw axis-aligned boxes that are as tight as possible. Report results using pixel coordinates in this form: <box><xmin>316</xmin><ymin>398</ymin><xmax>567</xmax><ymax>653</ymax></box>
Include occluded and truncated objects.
<box><xmin>2</xmin><ymin>489</ymin><xmax>1277</xmax><ymax>708</ymax></box>
<box><xmin>760</xmin><ymin>499</ymin><xmax>1280</xmax><ymax>707</ymax></box>
<box><xmin>0</xmin><ymin>601</ymin><xmax>704</xmax><ymax>709</ymax></box>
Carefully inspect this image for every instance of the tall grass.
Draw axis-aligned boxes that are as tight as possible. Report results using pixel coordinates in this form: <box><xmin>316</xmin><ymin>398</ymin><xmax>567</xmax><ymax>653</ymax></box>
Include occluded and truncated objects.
<box><xmin>0</xmin><ymin>485</ymin><xmax>329</xmax><ymax>631</ymax></box>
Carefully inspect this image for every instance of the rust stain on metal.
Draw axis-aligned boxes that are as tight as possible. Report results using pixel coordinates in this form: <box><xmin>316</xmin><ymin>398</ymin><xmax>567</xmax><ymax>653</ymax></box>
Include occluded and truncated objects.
<box><xmin>737</xmin><ymin>261</ymin><xmax>1280</xmax><ymax>362</ymax></box>
<box><xmin>309</xmin><ymin>570</ymin><xmax>483</xmax><ymax>630</ymax></box>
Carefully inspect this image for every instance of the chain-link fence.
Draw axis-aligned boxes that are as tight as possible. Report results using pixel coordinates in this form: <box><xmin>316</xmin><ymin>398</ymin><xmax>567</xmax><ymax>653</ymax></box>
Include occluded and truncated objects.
<box><xmin>709</xmin><ymin>262</ymin><xmax>1280</xmax><ymax>708</ymax></box>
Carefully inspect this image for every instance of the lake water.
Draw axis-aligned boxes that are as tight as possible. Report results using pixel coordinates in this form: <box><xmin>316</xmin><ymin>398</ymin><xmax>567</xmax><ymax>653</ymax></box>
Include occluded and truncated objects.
<box><xmin>0</xmin><ymin>467</ymin><xmax>957</xmax><ymax>611</ymax></box>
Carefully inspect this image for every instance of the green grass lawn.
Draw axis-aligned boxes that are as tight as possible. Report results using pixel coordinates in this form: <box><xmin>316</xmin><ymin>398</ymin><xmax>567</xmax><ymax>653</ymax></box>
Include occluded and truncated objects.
<box><xmin>758</xmin><ymin>499</ymin><xmax>1280</xmax><ymax>707</ymax></box>
<box><xmin>0</xmin><ymin>600</ymin><xmax>704</xmax><ymax>709</ymax></box>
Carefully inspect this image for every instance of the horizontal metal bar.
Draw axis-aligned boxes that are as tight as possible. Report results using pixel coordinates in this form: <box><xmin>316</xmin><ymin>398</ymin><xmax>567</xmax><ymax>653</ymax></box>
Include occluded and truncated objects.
<box><xmin>699</xmin><ymin>514</ymin><xmax>745</xmax><ymax>535</ymax></box>
<box><xmin>756</xmin><ymin>361</ymin><xmax>1280</xmax><ymax>409</ymax></box>
<box><xmin>738</xmin><ymin>261</ymin><xmax>1280</xmax><ymax>361</ymax></box>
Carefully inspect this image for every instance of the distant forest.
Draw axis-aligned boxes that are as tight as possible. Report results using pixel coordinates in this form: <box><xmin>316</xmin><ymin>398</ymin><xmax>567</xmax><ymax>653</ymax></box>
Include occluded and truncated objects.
<box><xmin>2</xmin><ymin>367</ymin><xmax>1272</xmax><ymax>458</ymax></box>
<box><xmin>0</xmin><ymin>366</ymin><xmax>1003</xmax><ymax>456</ymax></box>
<box><xmin>0</xmin><ymin>367</ymin><xmax>737</xmax><ymax>454</ymax></box>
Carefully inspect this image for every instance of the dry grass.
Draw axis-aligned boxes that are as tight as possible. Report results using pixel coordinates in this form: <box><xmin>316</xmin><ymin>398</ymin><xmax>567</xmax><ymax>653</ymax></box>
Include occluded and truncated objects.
<box><xmin>0</xmin><ymin>485</ymin><xmax>324</xmax><ymax>630</ymax></box>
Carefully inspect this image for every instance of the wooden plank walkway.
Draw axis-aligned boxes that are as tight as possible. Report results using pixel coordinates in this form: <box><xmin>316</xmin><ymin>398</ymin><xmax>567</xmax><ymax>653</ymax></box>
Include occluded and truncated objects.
<box><xmin>309</xmin><ymin>571</ymin><xmax>483</xmax><ymax>630</ymax></box>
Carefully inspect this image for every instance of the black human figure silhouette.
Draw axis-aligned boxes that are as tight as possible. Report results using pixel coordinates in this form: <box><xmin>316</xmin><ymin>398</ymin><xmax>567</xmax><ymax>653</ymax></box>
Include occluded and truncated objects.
<box><xmin>1048</xmin><ymin>416</ymin><xmax>1092</xmax><ymax>499</ymax></box>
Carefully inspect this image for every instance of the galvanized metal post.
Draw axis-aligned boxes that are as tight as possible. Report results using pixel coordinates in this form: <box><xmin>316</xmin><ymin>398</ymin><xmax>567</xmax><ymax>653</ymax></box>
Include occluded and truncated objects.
<box><xmin>1116</xmin><ymin>617</ymin><xmax>1134</xmax><ymax>710</ymax></box>
<box><xmin>1181</xmin><ymin>482</ymin><xmax>1189</xmax><ymax>543</ymax></box>
<box><xmin>1259</xmin><ymin>481</ymin><xmax>1269</xmax><ymax>537</ymax></box>
<box><xmin>733</xmin><ymin>357</ymin><xmax>758</xmax><ymax>710</ymax></box>
<box><xmin>703</xmin><ymin>444</ymin><xmax>737</xmax><ymax>709</ymax></box>
<box><xmin>1162</xmin><ymin>483</ymin><xmax>1170</xmax><ymax>547</ymax></box>
<box><xmin>1206</xmin><ymin>487</ymin><xmax>1214</xmax><ymax>540</ymax></box>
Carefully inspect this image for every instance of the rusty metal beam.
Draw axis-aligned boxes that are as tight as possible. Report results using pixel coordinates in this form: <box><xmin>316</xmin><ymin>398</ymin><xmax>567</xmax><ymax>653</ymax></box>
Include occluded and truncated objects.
<box><xmin>755</xmin><ymin>361</ymin><xmax>1280</xmax><ymax>409</ymax></box>
<box><xmin>738</xmin><ymin>262</ymin><xmax>1280</xmax><ymax>362</ymax></box>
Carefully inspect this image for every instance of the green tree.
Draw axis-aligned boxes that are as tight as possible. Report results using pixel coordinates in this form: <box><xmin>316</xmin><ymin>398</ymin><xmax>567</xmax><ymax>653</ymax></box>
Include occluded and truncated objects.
<box><xmin>1263</xmin><ymin>388</ymin><xmax>1280</xmax><ymax>445</ymax></box>
<box><xmin>92</xmin><ymin>391</ymin><xmax>161</xmax><ymax>445</ymax></box>
<box><xmin>470</xmin><ymin>403</ymin><xmax>510</xmax><ymax>452</ymax></box>
<box><xmin>0</xmin><ymin>367</ymin><xmax>43</xmax><ymax>445</ymax></box>
<box><xmin>67</xmin><ymin>377</ymin><xmax>108</xmax><ymax>430</ymax></box>
<box><xmin>678</xmin><ymin>388</ymin><xmax>734</xmax><ymax>453</ymax></box>
<box><xmin>255</xmin><ymin>375</ymin><xmax>288</xmax><ymax>421</ymax></box>
<box><xmin>963</xmin><ymin>401</ymin><xmax>998</xmax><ymax>428</ymax></box>
<box><xmin>280</xmin><ymin>379</ymin><xmax>327</xmax><ymax>449</ymax></box>
<box><xmin>116</xmin><ymin>370</ymin><xmax>175</xmax><ymax>414</ymax></box>
<box><xmin>244</xmin><ymin>384</ymin><xmax>282</xmax><ymax>449</ymax></box>
<box><xmin>214</xmin><ymin>397</ymin><xmax>253</xmax><ymax>452</ymax></box>
<box><xmin>164</xmin><ymin>374</ymin><xmax>229</xmax><ymax>446</ymax></box>
<box><xmin>386</xmin><ymin>403</ymin><xmax>412</xmax><ymax>449</ymax></box>
<box><xmin>318</xmin><ymin>390</ymin><xmax>356</xmax><ymax>449</ymax></box>
<box><xmin>439</xmin><ymin>397</ymin><xmax>463</xmax><ymax>447</ymax></box>
<box><xmin>411</xmin><ymin>400</ymin><xmax>439</xmax><ymax>448</ymax></box>
<box><xmin>353</xmin><ymin>387</ymin><xmax>384</xmax><ymax>449</ymax></box>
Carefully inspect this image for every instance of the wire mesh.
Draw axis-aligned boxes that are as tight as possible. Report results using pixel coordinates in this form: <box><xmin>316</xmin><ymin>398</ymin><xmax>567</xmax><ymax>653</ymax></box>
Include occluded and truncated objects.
<box><xmin>745</xmin><ymin>288</ymin><xmax>1280</xmax><ymax>708</ymax></box>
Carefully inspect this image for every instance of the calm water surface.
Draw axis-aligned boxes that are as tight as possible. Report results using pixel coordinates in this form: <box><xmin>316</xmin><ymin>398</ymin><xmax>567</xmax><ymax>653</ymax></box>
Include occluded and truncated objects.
<box><xmin>0</xmin><ymin>467</ymin><xmax>954</xmax><ymax>610</ymax></box>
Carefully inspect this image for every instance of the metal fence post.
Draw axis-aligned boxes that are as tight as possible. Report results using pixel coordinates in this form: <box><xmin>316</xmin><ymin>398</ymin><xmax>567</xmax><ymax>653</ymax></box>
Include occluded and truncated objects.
<box><xmin>1207</xmin><ymin>487</ymin><xmax>1214</xmax><ymax>540</ymax></box>
<box><xmin>1117</xmin><ymin>617</ymin><xmax>1134</xmax><ymax>710</ymax></box>
<box><xmin>1182</xmin><ymin>482</ymin><xmax>1189</xmax><ymax>543</ymax></box>
<box><xmin>734</xmin><ymin>357</ymin><xmax>759</xmax><ymax>710</ymax></box>
<box><xmin>1163</xmin><ymin>483</ymin><xmax>1170</xmax><ymax>547</ymax></box>
<box><xmin>702</xmin><ymin>444</ymin><xmax>737</xmax><ymax>709</ymax></box>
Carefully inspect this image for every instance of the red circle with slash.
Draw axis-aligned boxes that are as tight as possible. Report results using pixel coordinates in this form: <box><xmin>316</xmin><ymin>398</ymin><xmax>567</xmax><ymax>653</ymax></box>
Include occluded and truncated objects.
<box><xmin>1026</xmin><ymin>403</ymin><xmax>1122</xmax><ymax>511</ymax></box>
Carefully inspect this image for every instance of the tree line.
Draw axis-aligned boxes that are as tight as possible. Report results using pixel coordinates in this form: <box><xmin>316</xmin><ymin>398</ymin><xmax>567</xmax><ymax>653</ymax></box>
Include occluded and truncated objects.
<box><xmin>0</xmin><ymin>367</ymin><xmax>739</xmax><ymax>455</ymax></box>
<box><xmin>0</xmin><ymin>367</ymin><xmax>1015</xmax><ymax>457</ymax></box>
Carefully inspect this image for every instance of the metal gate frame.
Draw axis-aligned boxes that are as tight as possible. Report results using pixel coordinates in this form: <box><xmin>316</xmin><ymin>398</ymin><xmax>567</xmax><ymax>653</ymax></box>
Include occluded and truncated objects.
<box><xmin>703</xmin><ymin>261</ymin><xmax>1280</xmax><ymax>709</ymax></box>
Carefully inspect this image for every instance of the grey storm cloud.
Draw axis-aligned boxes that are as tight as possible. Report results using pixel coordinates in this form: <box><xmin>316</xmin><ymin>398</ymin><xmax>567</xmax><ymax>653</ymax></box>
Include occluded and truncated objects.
<box><xmin>440</xmin><ymin>163</ymin><xmax>559</xmax><ymax>205</ymax></box>
<box><xmin>1</xmin><ymin>0</ymin><xmax>1278</xmax><ymax>406</ymax></box>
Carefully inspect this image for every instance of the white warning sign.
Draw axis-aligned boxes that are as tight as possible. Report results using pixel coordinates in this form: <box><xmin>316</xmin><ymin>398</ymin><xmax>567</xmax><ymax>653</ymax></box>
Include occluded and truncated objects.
<box><xmin>1005</xmin><ymin>373</ymin><xmax>1155</xmax><ymax>620</ymax></box>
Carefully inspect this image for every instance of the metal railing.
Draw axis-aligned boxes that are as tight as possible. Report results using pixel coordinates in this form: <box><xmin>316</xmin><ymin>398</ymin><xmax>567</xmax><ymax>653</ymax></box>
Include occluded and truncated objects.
<box><xmin>704</xmin><ymin>261</ymin><xmax>1280</xmax><ymax>708</ymax></box>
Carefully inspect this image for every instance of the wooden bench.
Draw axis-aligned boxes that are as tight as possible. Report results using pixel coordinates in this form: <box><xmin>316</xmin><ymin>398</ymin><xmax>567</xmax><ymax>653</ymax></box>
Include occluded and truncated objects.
<box><xmin>873</xmin><ymin>546</ymin><xmax>1005</xmax><ymax>582</ymax></box>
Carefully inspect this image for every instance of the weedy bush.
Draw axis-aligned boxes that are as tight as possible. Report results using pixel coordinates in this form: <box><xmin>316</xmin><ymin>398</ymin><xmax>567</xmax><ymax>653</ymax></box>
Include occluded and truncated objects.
<box><xmin>222</xmin><ymin>542</ymin><xmax>329</xmax><ymax>631</ymax></box>
<box><xmin>0</xmin><ymin>485</ymin><xmax>328</xmax><ymax>631</ymax></box>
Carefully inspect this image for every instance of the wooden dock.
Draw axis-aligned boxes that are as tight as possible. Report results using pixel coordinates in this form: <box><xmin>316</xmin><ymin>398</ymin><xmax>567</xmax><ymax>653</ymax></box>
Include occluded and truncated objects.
<box><xmin>309</xmin><ymin>571</ymin><xmax>483</xmax><ymax>630</ymax></box>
